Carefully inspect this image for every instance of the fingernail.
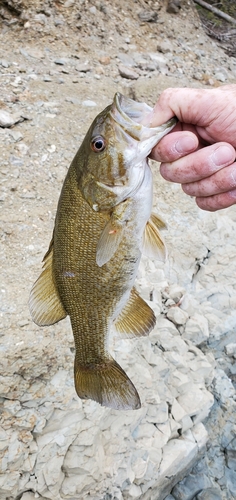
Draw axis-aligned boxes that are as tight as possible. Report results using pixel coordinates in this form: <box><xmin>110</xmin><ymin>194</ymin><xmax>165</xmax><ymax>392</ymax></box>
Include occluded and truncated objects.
<box><xmin>174</xmin><ymin>136</ymin><xmax>197</xmax><ymax>154</ymax></box>
<box><xmin>211</xmin><ymin>145</ymin><xmax>235</xmax><ymax>169</ymax></box>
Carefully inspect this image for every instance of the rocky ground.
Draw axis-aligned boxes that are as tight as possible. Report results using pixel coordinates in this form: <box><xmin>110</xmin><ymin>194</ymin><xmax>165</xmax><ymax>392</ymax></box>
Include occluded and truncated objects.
<box><xmin>0</xmin><ymin>1</ymin><xmax>236</xmax><ymax>500</ymax></box>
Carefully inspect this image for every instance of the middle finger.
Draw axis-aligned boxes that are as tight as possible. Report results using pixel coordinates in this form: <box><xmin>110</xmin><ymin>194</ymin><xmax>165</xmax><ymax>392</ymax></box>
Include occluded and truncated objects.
<box><xmin>160</xmin><ymin>143</ymin><xmax>235</xmax><ymax>184</ymax></box>
<box><xmin>183</xmin><ymin>162</ymin><xmax>236</xmax><ymax>197</ymax></box>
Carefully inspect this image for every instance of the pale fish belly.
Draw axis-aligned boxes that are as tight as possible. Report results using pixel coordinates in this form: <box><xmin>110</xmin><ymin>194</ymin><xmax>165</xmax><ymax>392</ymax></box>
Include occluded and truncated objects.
<box><xmin>111</xmin><ymin>161</ymin><xmax>153</xmax><ymax>323</ymax></box>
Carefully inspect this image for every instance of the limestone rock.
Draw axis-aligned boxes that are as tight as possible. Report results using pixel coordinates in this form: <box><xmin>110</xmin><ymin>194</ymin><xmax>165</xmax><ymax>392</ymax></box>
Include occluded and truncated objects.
<box><xmin>156</xmin><ymin>39</ymin><xmax>173</xmax><ymax>53</ymax></box>
<box><xmin>167</xmin><ymin>306</ymin><xmax>189</xmax><ymax>326</ymax></box>
<box><xmin>213</xmin><ymin>369</ymin><xmax>235</xmax><ymax>404</ymax></box>
<box><xmin>225</xmin><ymin>343</ymin><xmax>236</xmax><ymax>358</ymax></box>
<box><xmin>0</xmin><ymin>110</ymin><xmax>24</xmax><ymax>128</ymax></box>
<box><xmin>196</xmin><ymin>488</ymin><xmax>222</xmax><ymax>500</ymax></box>
<box><xmin>183</xmin><ymin>314</ymin><xmax>209</xmax><ymax>346</ymax></box>
<box><xmin>118</xmin><ymin>64</ymin><xmax>139</xmax><ymax>80</ymax></box>
<box><xmin>138</xmin><ymin>10</ymin><xmax>158</xmax><ymax>23</ymax></box>
<box><xmin>172</xmin><ymin>472</ymin><xmax>212</xmax><ymax>500</ymax></box>
<box><xmin>177</xmin><ymin>387</ymin><xmax>214</xmax><ymax>423</ymax></box>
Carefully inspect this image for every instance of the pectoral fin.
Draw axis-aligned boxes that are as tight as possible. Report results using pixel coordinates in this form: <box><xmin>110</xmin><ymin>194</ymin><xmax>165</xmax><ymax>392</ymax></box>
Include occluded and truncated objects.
<box><xmin>142</xmin><ymin>213</ymin><xmax>167</xmax><ymax>261</ymax></box>
<box><xmin>115</xmin><ymin>287</ymin><xmax>156</xmax><ymax>338</ymax></box>
<box><xmin>29</xmin><ymin>238</ymin><xmax>67</xmax><ymax>326</ymax></box>
<box><xmin>74</xmin><ymin>357</ymin><xmax>140</xmax><ymax>410</ymax></box>
<box><xmin>96</xmin><ymin>199</ymin><xmax>133</xmax><ymax>267</ymax></box>
<box><xmin>96</xmin><ymin>219</ymin><xmax>124</xmax><ymax>267</ymax></box>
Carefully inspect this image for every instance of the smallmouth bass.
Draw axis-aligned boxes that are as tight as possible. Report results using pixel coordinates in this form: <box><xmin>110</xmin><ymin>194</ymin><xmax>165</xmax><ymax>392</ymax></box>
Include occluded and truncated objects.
<box><xmin>29</xmin><ymin>93</ymin><xmax>176</xmax><ymax>410</ymax></box>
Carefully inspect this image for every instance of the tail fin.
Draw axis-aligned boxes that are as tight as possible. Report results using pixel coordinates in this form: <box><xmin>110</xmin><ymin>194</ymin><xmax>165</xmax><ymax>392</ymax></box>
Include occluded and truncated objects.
<box><xmin>74</xmin><ymin>357</ymin><xmax>141</xmax><ymax>410</ymax></box>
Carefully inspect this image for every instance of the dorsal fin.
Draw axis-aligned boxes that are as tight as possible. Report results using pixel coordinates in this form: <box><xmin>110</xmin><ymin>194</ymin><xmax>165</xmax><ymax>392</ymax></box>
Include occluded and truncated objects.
<box><xmin>114</xmin><ymin>287</ymin><xmax>156</xmax><ymax>338</ymax></box>
<box><xmin>29</xmin><ymin>237</ymin><xmax>67</xmax><ymax>326</ymax></box>
<box><xmin>142</xmin><ymin>212</ymin><xmax>167</xmax><ymax>261</ymax></box>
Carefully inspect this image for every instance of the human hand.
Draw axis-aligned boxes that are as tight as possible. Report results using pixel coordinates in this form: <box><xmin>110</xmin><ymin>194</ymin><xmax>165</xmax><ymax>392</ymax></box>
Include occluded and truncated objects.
<box><xmin>151</xmin><ymin>85</ymin><xmax>236</xmax><ymax>211</ymax></box>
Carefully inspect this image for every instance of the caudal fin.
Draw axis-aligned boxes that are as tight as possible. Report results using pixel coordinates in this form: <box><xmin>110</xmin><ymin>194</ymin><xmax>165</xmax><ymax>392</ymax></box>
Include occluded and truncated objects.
<box><xmin>74</xmin><ymin>357</ymin><xmax>141</xmax><ymax>410</ymax></box>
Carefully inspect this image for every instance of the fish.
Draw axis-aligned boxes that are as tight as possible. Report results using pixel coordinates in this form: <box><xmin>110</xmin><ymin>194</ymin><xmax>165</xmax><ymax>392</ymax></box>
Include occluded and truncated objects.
<box><xmin>29</xmin><ymin>93</ymin><xmax>176</xmax><ymax>410</ymax></box>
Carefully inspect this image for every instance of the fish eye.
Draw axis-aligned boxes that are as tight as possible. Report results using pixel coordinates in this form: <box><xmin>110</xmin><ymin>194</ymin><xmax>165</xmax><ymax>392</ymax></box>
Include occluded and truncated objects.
<box><xmin>91</xmin><ymin>136</ymin><xmax>106</xmax><ymax>153</ymax></box>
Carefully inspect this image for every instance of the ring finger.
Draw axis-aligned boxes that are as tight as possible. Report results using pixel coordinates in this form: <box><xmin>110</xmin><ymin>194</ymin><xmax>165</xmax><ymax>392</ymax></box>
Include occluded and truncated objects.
<box><xmin>182</xmin><ymin>162</ymin><xmax>236</xmax><ymax>197</ymax></box>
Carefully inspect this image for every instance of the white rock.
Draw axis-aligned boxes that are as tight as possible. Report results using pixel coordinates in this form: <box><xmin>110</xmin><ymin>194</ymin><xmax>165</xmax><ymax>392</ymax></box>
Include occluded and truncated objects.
<box><xmin>165</xmin><ymin>284</ymin><xmax>186</xmax><ymax>303</ymax></box>
<box><xmin>171</xmin><ymin>399</ymin><xmax>187</xmax><ymax>422</ymax></box>
<box><xmin>42</xmin><ymin>455</ymin><xmax>65</xmax><ymax>496</ymax></box>
<box><xmin>20</xmin><ymin>493</ymin><xmax>40</xmax><ymax>500</ymax></box>
<box><xmin>225</xmin><ymin>343</ymin><xmax>236</xmax><ymax>358</ymax></box>
<box><xmin>118</xmin><ymin>64</ymin><xmax>139</xmax><ymax>80</ymax></box>
<box><xmin>128</xmin><ymin>483</ymin><xmax>143</xmax><ymax>498</ymax></box>
<box><xmin>169</xmin><ymin>417</ymin><xmax>182</xmax><ymax>438</ymax></box>
<box><xmin>182</xmin><ymin>429</ymin><xmax>196</xmax><ymax>443</ymax></box>
<box><xmin>192</xmin><ymin>422</ymin><xmax>208</xmax><ymax>450</ymax></box>
<box><xmin>151</xmin><ymin>428</ymin><xmax>171</xmax><ymax>449</ymax></box>
<box><xmin>133</xmin><ymin>422</ymin><xmax>156</xmax><ymax>439</ymax></box>
<box><xmin>181</xmin><ymin>415</ymin><xmax>194</xmax><ymax>433</ymax></box>
<box><xmin>0</xmin><ymin>110</ymin><xmax>23</xmax><ymax>128</ymax></box>
<box><xmin>177</xmin><ymin>387</ymin><xmax>214</xmax><ymax>420</ymax></box>
<box><xmin>159</xmin><ymin>438</ymin><xmax>198</xmax><ymax>477</ymax></box>
<box><xmin>169</xmin><ymin>370</ymin><xmax>191</xmax><ymax>394</ymax></box>
<box><xmin>167</xmin><ymin>307</ymin><xmax>189</xmax><ymax>326</ymax></box>
<box><xmin>187</xmin><ymin>356</ymin><xmax>214</xmax><ymax>385</ymax></box>
<box><xmin>0</xmin><ymin>471</ymin><xmax>19</xmax><ymax>497</ymax></box>
<box><xmin>7</xmin><ymin>438</ymin><xmax>25</xmax><ymax>468</ymax></box>
<box><xmin>146</xmin><ymin>402</ymin><xmax>168</xmax><ymax>424</ymax></box>
<box><xmin>82</xmin><ymin>100</ymin><xmax>97</xmax><ymax>107</ymax></box>
<box><xmin>22</xmin><ymin>453</ymin><xmax>37</xmax><ymax>472</ymax></box>
<box><xmin>132</xmin><ymin>456</ymin><xmax>148</xmax><ymax>479</ymax></box>
<box><xmin>213</xmin><ymin>369</ymin><xmax>235</xmax><ymax>403</ymax></box>
<box><xmin>89</xmin><ymin>5</ymin><xmax>97</xmax><ymax>14</ymax></box>
<box><xmin>181</xmin><ymin>293</ymin><xmax>199</xmax><ymax>316</ymax></box>
<box><xmin>183</xmin><ymin>313</ymin><xmax>209</xmax><ymax>345</ymax></box>
<box><xmin>155</xmin><ymin>421</ymin><xmax>172</xmax><ymax>441</ymax></box>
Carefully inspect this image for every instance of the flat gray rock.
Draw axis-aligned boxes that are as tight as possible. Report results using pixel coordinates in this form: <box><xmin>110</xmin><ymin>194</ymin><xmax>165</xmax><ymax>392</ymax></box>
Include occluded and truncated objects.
<box><xmin>118</xmin><ymin>64</ymin><xmax>139</xmax><ymax>79</ymax></box>
<box><xmin>0</xmin><ymin>110</ymin><xmax>23</xmax><ymax>128</ymax></box>
<box><xmin>196</xmin><ymin>488</ymin><xmax>222</xmax><ymax>500</ymax></box>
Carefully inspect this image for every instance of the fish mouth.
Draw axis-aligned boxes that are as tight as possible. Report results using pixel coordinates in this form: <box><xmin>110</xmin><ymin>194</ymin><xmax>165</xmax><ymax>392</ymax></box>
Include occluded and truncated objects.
<box><xmin>111</xmin><ymin>92</ymin><xmax>177</xmax><ymax>143</ymax></box>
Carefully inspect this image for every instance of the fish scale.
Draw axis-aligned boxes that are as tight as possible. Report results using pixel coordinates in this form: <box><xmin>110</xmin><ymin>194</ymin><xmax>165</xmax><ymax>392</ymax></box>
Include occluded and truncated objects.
<box><xmin>54</xmin><ymin>167</ymin><xmax>139</xmax><ymax>363</ymax></box>
<box><xmin>29</xmin><ymin>92</ymin><xmax>176</xmax><ymax>410</ymax></box>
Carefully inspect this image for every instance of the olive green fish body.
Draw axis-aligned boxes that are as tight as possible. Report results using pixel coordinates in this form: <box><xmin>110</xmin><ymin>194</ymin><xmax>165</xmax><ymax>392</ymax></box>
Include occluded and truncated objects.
<box><xmin>29</xmin><ymin>93</ymin><xmax>177</xmax><ymax>410</ymax></box>
<box><xmin>53</xmin><ymin>163</ymin><xmax>142</xmax><ymax>360</ymax></box>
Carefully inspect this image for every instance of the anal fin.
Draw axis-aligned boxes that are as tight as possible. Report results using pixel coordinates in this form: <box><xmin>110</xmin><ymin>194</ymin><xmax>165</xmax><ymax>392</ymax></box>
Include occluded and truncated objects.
<box><xmin>74</xmin><ymin>357</ymin><xmax>140</xmax><ymax>410</ymax></box>
<box><xmin>29</xmin><ymin>238</ymin><xmax>67</xmax><ymax>326</ymax></box>
<box><xmin>114</xmin><ymin>287</ymin><xmax>156</xmax><ymax>338</ymax></box>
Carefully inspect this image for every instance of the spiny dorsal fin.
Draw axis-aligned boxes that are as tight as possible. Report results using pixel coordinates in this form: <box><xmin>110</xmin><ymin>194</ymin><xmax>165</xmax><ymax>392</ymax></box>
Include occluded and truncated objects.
<box><xmin>142</xmin><ymin>212</ymin><xmax>167</xmax><ymax>261</ymax></box>
<box><xmin>96</xmin><ymin>219</ymin><xmax>124</xmax><ymax>267</ymax></box>
<box><xmin>29</xmin><ymin>238</ymin><xmax>67</xmax><ymax>326</ymax></box>
<box><xmin>114</xmin><ymin>287</ymin><xmax>156</xmax><ymax>338</ymax></box>
<box><xmin>74</xmin><ymin>356</ymin><xmax>140</xmax><ymax>410</ymax></box>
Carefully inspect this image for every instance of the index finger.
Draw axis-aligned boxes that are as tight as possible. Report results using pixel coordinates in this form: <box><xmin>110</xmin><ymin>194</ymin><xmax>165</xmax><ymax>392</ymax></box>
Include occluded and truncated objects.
<box><xmin>151</xmin><ymin>87</ymin><xmax>212</xmax><ymax>127</ymax></box>
<box><xmin>150</xmin><ymin>129</ymin><xmax>199</xmax><ymax>163</ymax></box>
